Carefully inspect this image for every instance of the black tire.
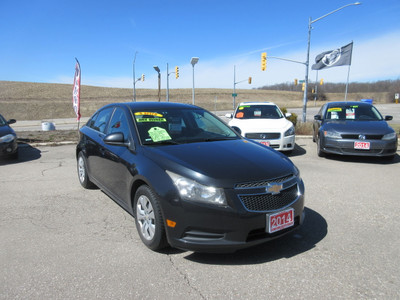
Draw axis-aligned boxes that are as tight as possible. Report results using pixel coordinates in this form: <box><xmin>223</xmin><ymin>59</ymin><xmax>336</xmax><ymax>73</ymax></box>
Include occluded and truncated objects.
<box><xmin>77</xmin><ymin>152</ymin><xmax>95</xmax><ymax>189</ymax></box>
<box><xmin>10</xmin><ymin>148</ymin><xmax>19</xmax><ymax>160</ymax></box>
<box><xmin>134</xmin><ymin>185</ymin><xmax>168</xmax><ymax>251</ymax></box>
<box><xmin>317</xmin><ymin>136</ymin><xmax>325</xmax><ymax>157</ymax></box>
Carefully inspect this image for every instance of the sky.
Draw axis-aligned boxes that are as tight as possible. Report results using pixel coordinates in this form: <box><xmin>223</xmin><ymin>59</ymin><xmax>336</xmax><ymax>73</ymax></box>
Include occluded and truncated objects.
<box><xmin>0</xmin><ymin>0</ymin><xmax>399</xmax><ymax>90</ymax></box>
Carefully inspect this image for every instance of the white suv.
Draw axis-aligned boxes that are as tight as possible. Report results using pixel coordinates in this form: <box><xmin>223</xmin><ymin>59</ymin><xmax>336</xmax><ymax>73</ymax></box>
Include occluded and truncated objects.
<box><xmin>226</xmin><ymin>102</ymin><xmax>295</xmax><ymax>152</ymax></box>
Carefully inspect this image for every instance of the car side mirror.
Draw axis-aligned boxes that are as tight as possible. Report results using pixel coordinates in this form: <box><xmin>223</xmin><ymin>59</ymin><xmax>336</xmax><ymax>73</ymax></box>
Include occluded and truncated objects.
<box><xmin>314</xmin><ymin>115</ymin><xmax>322</xmax><ymax>121</ymax></box>
<box><xmin>225</xmin><ymin>113</ymin><xmax>233</xmax><ymax>119</ymax></box>
<box><xmin>385</xmin><ymin>115</ymin><xmax>393</xmax><ymax>121</ymax></box>
<box><xmin>285</xmin><ymin>113</ymin><xmax>292</xmax><ymax>118</ymax></box>
<box><xmin>7</xmin><ymin>119</ymin><xmax>16</xmax><ymax>125</ymax></box>
<box><xmin>104</xmin><ymin>132</ymin><xmax>130</xmax><ymax>147</ymax></box>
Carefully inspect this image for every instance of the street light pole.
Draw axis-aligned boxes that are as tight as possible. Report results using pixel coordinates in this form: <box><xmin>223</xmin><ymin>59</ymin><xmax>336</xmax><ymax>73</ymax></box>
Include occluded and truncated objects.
<box><xmin>191</xmin><ymin>57</ymin><xmax>199</xmax><ymax>105</ymax></box>
<box><xmin>166</xmin><ymin>63</ymin><xmax>169</xmax><ymax>102</ymax></box>
<box><xmin>302</xmin><ymin>2</ymin><xmax>361</xmax><ymax>123</ymax></box>
<box><xmin>133</xmin><ymin>51</ymin><xmax>138</xmax><ymax>102</ymax></box>
<box><xmin>153</xmin><ymin>66</ymin><xmax>161</xmax><ymax>102</ymax></box>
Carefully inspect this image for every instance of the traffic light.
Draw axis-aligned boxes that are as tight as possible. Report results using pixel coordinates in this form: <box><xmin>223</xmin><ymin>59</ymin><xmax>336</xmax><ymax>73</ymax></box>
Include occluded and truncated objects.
<box><xmin>175</xmin><ymin>66</ymin><xmax>179</xmax><ymax>79</ymax></box>
<box><xmin>248</xmin><ymin>77</ymin><xmax>252</xmax><ymax>84</ymax></box>
<box><xmin>302</xmin><ymin>82</ymin><xmax>305</xmax><ymax>91</ymax></box>
<box><xmin>261</xmin><ymin>52</ymin><xmax>267</xmax><ymax>71</ymax></box>
<box><xmin>320</xmin><ymin>78</ymin><xmax>324</xmax><ymax>85</ymax></box>
<box><xmin>294</xmin><ymin>79</ymin><xmax>298</xmax><ymax>86</ymax></box>
<box><xmin>141</xmin><ymin>74</ymin><xmax>145</xmax><ymax>81</ymax></box>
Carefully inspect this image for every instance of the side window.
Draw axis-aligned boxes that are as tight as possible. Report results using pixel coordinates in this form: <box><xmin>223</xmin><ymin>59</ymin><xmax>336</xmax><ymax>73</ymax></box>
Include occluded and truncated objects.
<box><xmin>107</xmin><ymin>108</ymin><xmax>131</xmax><ymax>142</ymax></box>
<box><xmin>87</xmin><ymin>112</ymin><xmax>98</xmax><ymax>129</ymax></box>
<box><xmin>92</xmin><ymin>107</ymin><xmax>114</xmax><ymax>134</ymax></box>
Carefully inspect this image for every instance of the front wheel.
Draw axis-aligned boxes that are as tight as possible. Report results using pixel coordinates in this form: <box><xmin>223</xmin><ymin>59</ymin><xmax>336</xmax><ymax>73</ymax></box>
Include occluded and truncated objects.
<box><xmin>134</xmin><ymin>185</ymin><xmax>168</xmax><ymax>251</ymax></box>
<box><xmin>317</xmin><ymin>136</ymin><xmax>325</xmax><ymax>157</ymax></box>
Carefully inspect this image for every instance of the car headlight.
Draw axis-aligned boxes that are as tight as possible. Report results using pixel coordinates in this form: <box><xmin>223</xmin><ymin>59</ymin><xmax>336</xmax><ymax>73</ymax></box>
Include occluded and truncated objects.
<box><xmin>382</xmin><ymin>132</ymin><xmax>397</xmax><ymax>141</ymax></box>
<box><xmin>166</xmin><ymin>171</ymin><xmax>226</xmax><ymax>206</ymax></box>
<box><xmin>323</xmin><ymin>130</ymin><xmax>341</xmax><ymax>139</ymax></box>
<box><xmin>0</xmin><ymin>134</ymin><xmax>16</xmax><ymax>143</ymax></box>
<box><xmin>284</xmin><ymin>126</ymin><xmax>295</xmax><ymax>137</ymax></box>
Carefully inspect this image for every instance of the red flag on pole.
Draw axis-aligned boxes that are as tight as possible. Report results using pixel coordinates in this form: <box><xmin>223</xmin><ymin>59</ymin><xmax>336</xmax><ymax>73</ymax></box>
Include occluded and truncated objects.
<box><xmin>72</xmin><ymin>58</ymin><xmax>81</xmax><ymax>121</ymax></box>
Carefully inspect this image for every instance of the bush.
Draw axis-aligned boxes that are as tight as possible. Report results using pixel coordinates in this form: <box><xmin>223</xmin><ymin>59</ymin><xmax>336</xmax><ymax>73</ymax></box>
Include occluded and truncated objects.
<box><xmin>281</xmin><ymin>107</ymin><xmax>298</xmax><ymax>126</ymax></box>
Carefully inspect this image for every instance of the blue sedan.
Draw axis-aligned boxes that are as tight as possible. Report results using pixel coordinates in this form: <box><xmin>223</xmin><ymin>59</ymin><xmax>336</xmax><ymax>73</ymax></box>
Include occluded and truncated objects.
<box><xmin>313</xmin><ymin>101</ymin><xmax>398</xmax><ymax>159</ymax></box>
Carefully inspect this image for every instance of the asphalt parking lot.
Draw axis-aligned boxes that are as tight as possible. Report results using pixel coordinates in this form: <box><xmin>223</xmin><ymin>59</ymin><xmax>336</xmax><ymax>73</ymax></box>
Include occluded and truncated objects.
<box><xmin>1</xmin><ymin>138</ymin><xmax>399</xmax><ymax>299</ymax></box>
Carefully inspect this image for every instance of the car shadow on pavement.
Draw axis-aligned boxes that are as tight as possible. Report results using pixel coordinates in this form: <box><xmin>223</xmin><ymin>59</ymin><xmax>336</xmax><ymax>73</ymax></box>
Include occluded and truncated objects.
<box><xmin>0</xmin><ymin>143</ymin><xmax>41</xmax><ymax>165</ymax></box>
<box><xmin>322</xmin><ymin>152</ymin><xmax>400</xmax><ymax>165</ymax></box>
<box><xmin>183</xmin><ymin>207</ymin><xmax>327</xmax><ymax>265</ymax></box>
<box><xmin>286</xmin><ymin>143</ymin><xmax>306</xmax><ymax>157</ymax></box>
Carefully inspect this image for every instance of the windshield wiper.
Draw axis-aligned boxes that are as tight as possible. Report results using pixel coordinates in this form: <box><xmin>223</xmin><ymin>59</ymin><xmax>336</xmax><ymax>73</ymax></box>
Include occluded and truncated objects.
<box><xmin>143</xmin><ymin>140</ymin><xmax>180</xmax><ymax>146</ymax></box>
<box><xmin>203</xmin><ymin>137</ymin><xmax>238</xmax><ymax>142</ymax></box>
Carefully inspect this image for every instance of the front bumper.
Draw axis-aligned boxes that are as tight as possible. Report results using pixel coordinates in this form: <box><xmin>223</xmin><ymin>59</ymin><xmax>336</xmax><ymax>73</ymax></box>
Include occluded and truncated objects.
<box><xmin>322</xmin><ymin>137</ymin><xmax>398</xmax><ymax>157</ymax></box>
<box><xmin>252</xmin><ymin>134</ymin><xmax>295</xmax><ymax>151</ymax></box>
<box><xmin>162</xmin><ymin>178</ymin><xmax>305</xmax><ymax>253</ymax></box>
<box><xmin>0</xmin><ymin>139</ymin><xmax>18</xmax><ymax>157</ymax></box>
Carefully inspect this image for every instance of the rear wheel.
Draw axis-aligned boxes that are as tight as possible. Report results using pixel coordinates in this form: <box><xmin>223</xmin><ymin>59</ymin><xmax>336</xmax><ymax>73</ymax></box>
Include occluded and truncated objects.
<box><xmin>77</xmin><ymin>152</ymin><xmax>95</xmax><ymax>189</ymax></box>
<box><xmin>134</xmin><ymin>185</ymin><xmax>168</xmax><ymax>251</ymax></box>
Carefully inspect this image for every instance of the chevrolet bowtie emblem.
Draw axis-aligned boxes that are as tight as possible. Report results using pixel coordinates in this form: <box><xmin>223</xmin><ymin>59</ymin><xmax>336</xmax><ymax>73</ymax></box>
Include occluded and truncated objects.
<box><xmin>266</xmin><ymin>183</ymin><xmax>283</xmax><ymax>195</ymax></box>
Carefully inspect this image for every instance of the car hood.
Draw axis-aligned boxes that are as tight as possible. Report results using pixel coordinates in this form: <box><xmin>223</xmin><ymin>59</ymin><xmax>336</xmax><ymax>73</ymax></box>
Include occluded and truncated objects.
<box><xmin>143</xmin><ymin>139</ymin><xmax>296</xmax><ymax>187</ymax></box>
<box><xmin>229</xmin><ymin>118</ymin><xmax>292</xmax><ymax>133</ymax></box>
<box><xmin>322</xmin><ymin>120</ymin><xmax>394</xmax><ymax>134</ymax></box>
<box><xmin>0</xmin><ymin>125</ymin><xmax>15</xmax><ymax>137</ymax></box>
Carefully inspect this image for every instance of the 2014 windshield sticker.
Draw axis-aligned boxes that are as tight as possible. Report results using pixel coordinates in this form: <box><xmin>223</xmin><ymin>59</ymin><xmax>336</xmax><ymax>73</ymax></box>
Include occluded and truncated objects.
<box><xmin>135</xmin><ymin>112</ymin><xmax>164</xmax><ymax>117</ymax></box>
<box><xmin>148</xmin><ymin>127</ymin><xmax>171</xmax><ymax>142</ymax></box>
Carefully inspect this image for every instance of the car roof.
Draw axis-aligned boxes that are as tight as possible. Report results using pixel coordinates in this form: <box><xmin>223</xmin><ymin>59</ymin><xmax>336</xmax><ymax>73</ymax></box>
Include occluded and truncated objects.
<box><xmin>238</xmin><ymin>102</ymin><xmax>276</xmax><ymax>106</ymax></box>
<box><xmin>325</xmin><ymin>101</ymin><xmax>372</xmax><ymax>107</ymax></box>
<box><xmin>100</xmin><ymin>101</ymin><xmax>200</xmax><ymax>111</ymax></box>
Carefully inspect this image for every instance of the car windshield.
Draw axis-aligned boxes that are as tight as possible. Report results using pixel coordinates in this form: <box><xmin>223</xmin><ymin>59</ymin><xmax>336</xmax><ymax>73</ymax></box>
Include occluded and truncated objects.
<box><xmin>132</xmin><ymin>108</ymin><xmax>239</xmax><ymax>145</ymax></box>
<box><xmin>234</xmin><ymin>104</ymin><xmax>283</xmax><ymax>119</ymax></box>
<box><xmin>324</xmin><ymin>105</ymin><xmax>383</xmax><ymax>121</ymax></box>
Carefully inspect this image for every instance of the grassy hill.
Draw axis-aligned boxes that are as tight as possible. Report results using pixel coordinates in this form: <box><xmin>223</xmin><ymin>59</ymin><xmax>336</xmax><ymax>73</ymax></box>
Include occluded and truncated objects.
<box><xmin>0</xmin><ymin>80</ymin><xmax>391</xmax><ymax>121</ymax></box>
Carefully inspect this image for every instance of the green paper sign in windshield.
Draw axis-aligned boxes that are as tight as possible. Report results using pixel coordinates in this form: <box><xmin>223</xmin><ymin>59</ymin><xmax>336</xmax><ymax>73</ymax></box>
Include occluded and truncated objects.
<box><xmin>148</xmin><ymin>127</ymin><xmax>171</xmax><ymax>142</ymax></box>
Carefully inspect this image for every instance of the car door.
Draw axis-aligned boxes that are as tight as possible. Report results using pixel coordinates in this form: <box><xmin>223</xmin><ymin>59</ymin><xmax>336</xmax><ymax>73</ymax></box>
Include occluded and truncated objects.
<box><xmin>86</xmin><ymin>106</ymin><xmax>115</xmax><ymax>185</ymax></box>
<box><xmin>98</xmin><ymin>106</ymin><xmax>137</xmax><ymax>208</ymax></box>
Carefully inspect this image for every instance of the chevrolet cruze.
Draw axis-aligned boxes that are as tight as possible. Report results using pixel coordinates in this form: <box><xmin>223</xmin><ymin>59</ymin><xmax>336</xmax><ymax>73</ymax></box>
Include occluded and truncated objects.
<box><xmin>76</xmin><ymin>102</ymin><xmax>305</xmax><ymax>253</ymax></box>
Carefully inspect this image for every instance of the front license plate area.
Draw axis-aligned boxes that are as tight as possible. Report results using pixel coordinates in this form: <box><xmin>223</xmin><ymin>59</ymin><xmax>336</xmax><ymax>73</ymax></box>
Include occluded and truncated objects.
<box><xmin>354</xmin><ymin>141</ymin><xmax>370</xmax><ymax>150</ymax></box>
<box><xmin>259</xmin><ymin>141</ymin><xmax>270</xmax><ymax>146</ymax></box>
<box><xmin>267</xmin><ymin>208</ymin><xmax>294</xmax><ymax>234</ymax></box>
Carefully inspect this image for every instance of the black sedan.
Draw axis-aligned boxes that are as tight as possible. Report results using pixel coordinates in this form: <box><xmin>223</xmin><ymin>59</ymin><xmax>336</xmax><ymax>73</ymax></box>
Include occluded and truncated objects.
<box><xmin>0</xmin><ymin>114</ymin><xmax>18</xmax><ymax>159</ymax></box>
<box><xmin>76</xmin><ymin>102</ymin><xmax>305</xmax><ymax>253</ymax></box>
<box><xmin>313</xmin><ymin>101</ymin><xmax>398</xmax><ymax>159</ymax></box>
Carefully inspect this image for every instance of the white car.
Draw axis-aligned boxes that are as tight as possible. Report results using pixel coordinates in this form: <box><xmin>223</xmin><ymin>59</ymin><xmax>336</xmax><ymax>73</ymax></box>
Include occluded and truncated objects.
<box><xmin>226</xmin><ymin>102</ymin><xmax>295</xmax><ymax>152</ymax></box>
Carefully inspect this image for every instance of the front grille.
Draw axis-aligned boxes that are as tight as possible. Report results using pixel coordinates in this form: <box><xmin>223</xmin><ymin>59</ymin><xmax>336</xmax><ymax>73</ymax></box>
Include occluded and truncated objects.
<box><xmin>235</xmin><ymin>174</ymin><xmax>294</xmax><ymax>188</ymax></box>
<box><xmin>341</xmin><ymin>134</ymin><xmax>383</xmax><ymax>140</ymax></box>
<box><xmin>245</xmin><ymin>132</ymin><xmax>280</xmax><ymax>139</ymax></box>
<box><xmin>239</xmin><ymin>184</ymin><xmax>298</xmax><ymax>212</ymax></box>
